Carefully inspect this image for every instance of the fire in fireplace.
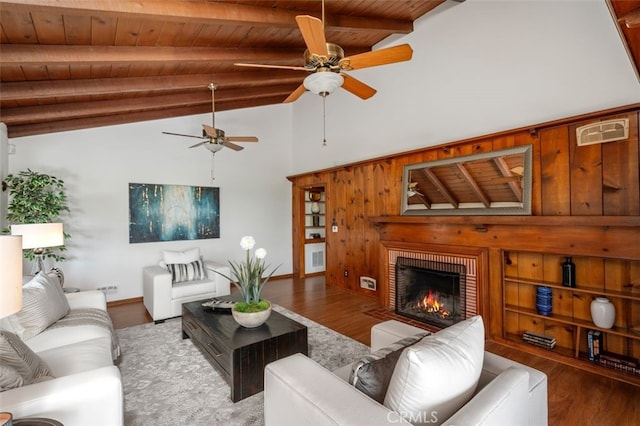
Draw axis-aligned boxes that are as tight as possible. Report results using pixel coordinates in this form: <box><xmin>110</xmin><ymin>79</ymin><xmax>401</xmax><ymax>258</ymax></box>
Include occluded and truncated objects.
<box><xmin>395</xmin><ymin>257</ymin><xmax>466</xmax><ymax>328</ymax></box>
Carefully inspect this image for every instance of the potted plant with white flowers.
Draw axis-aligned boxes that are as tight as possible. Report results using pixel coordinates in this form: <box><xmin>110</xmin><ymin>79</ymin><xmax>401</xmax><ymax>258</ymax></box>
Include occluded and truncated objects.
<box><xmin>218</xmin><ymin>236</ymin><xmax>279</xmax><ymax>328</ymax></box>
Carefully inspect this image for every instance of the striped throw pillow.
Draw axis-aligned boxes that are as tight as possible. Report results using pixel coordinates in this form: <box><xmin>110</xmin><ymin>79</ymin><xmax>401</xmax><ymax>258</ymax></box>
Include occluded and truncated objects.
<box><xmin>15</xmin><ymin>272</ymin><xmax>71</xmax><ymax>340</ymax></box>
<box><xmin>349</xmin><ymin>332</ymin><xmax>430</xmax><ymax>403</ymax></box>
<box><xmin>166</xmin><ymin>259</ymin><xmax>205</xmax><ymax>283</ymax></box>
<box><xmin>0</xmin><ymin>330</ymin><xmax>54</xmax><ymax>391</ymax></box>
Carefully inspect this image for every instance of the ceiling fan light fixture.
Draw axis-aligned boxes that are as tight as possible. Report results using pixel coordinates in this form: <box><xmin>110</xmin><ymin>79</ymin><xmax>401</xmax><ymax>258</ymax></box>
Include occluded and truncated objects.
<box><xmin>304</xmin><ymin>72</ymin><xmax>344</xmax><ymax>96</ymax></box>
<box><xmin>204</xmin><ymin>144</ymin><xmax>224</xmax><ymax>153</ymax></box>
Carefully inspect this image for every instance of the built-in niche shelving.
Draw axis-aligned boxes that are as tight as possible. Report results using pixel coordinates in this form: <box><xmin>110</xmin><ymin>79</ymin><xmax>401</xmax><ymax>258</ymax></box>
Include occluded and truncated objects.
<box><xmin>502</xmin><ymin>250</ymin><xmax>640</xmax><ymax>385</ymax></box>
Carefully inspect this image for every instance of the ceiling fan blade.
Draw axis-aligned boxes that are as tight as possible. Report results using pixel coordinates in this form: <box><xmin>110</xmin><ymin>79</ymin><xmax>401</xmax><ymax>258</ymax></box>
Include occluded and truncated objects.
<box><xmin>283</xmin><ymin>84</ymin><xmax>307</xmax><ymax>103</ymax></box>
<box><xmin>202</xmin><ymin>124</ymin><xmax>221</xmax><ymax>137</ymax></box>
<box><xmin>340</xmin><ymin>44</ymin><xmax>413</xmax><ymax>70</ymax></box>
<box><xmin>296</xmin><ymin>15</ymin><xmax>329</xmax><ymax>57</ymax></box>
<box><xmin>226</xmin><ymin>136</ymin><xmax>258</xmax><ymax>142</ymax></box>
<box><xmin>189</xmin><ymin>141</ymin><xmax>208</xmax><ymax>148</ymax></box>
<box><xmin>222</xmin><ymin>141</ymin><xmax>244</xmax><ymax>151</ymax></box>
<box><xmin>235</xmin><ymin>62</ymin><xmax>308</xmax><ymax>71</ymax></box>
<box><xmin>341</xmin><ymin>74</ymin><xmax>377</xmax><ymax>100</ymax></box>
<box><xmin>162</xmin><ymin>131</ymin><xmax>206</xmax><ymax>140</ymax></box>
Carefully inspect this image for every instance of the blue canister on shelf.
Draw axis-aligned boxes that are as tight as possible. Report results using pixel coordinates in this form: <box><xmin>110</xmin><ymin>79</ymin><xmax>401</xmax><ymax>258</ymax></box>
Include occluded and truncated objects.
<box><xmin>536</xmin><ymin>286</ymin><xmax>552</xmax><ymax>315</ymax></box>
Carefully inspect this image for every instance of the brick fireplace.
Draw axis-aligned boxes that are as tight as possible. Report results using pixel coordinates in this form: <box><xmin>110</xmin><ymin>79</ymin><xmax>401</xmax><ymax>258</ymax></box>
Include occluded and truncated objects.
<box><xmin>388</xmin><ymin>249</ymin><xmax>478</xmax><ymax>325</ymax></box>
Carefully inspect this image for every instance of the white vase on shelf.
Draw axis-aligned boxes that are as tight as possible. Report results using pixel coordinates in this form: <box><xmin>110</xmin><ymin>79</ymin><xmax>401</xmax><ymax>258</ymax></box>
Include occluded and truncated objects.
<box><xmin>590</xmin><ymin>297</ymin><xmax>615</xmax><ymax>329</ymax></box>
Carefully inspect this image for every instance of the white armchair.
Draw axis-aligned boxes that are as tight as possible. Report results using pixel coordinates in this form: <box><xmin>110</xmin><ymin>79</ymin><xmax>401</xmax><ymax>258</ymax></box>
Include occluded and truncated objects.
<box><xmin>143</xmin><ymin>254</ymin><xmax>230</xmax><ymax>323</ymax></box>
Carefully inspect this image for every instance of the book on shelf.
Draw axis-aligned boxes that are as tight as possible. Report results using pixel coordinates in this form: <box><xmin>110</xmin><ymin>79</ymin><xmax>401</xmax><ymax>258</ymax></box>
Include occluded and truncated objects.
<box><xmin>522</xmin><ymin>330</ymin><xmax>556</xmax><ymax>349</ymax></box>
<box><xmin>598</xmin><ymin>352</ymin><xmax>640</xmax><ymax>376</ymax></box>
<box><xmin>587</xmin><ymin>329</ymin><xmax>602</xmax><ymax>362</ymax></box>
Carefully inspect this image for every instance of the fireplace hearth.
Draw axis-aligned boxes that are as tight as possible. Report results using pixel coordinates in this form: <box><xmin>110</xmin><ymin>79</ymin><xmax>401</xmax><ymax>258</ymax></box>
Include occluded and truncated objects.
<box><xmin>395</xmin><ymin>257</ymin><xmax>466</xmax><ymax>328</ymax></box>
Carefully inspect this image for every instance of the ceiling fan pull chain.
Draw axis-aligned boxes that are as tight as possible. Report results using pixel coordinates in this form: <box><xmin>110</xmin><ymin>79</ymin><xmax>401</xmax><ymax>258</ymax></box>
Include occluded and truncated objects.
<box><xmin>211</xmin><ymin>153</ymin><xmax>216</xmax><ymax>181</ymax></box>
<box><xmin>322</xmin><ymin>95</ymin><xmax>327</xmax><ymax>147</ymax></box>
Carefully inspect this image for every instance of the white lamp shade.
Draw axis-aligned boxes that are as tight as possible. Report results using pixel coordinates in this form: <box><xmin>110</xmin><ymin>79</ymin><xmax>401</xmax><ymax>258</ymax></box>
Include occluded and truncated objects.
<box><xmin>11</xmin><ymin>223</ymin><xmax>64</xmax><ymax>249</ymax></box>
<box><xmin>0</xmin><ymin>235</ymin><xmax>23</xmax><ymax>318</ymax></box>
<box><xmin>303</xmin><ymin>72</ymin><xmax>344</xmax><ymax>95</ymax></box>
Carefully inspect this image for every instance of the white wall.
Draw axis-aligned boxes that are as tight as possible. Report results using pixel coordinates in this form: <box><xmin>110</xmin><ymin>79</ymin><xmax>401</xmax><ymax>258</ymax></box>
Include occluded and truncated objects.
<box><xmin>6</xmin><ymin>0</ymin><xmax>640</xmax><ymax>301</ymax></box>
<box><xmin>290</xmin><ymin>0</ymin><xmax>640</xmax><ymax>173</ymax></box>
<box><xmin>8</xmin><ymin>105</ymin><xmax>293</xmax><ymax>301</ymax></box>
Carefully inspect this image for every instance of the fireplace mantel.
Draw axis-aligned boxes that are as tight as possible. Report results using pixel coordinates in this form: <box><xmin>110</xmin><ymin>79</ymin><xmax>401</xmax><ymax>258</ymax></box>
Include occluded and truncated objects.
<box><xmin>369</xmin><ymin>215</ymin><xmax>640</xmax><ymax>261</ymax></box>
<box><xmin>369</xmin><ymin>215</ymin><xmax>640</xmax><ymax>228</ymax></box>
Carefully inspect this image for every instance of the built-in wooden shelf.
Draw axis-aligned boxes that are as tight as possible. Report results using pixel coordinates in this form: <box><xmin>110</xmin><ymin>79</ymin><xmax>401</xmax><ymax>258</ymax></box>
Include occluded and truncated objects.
<box><xmin>505</xmin><ymin>304</ymin><xmax>640</xmax><ymax>341</ymax></box>
<box><xmin>305</xmin><ymin>238</ymin><xmax>325</xmax><ymax>243</ymax></box>
<box><xmin>504</xmin><ymin>276</ymin><xmax>640</xmax><ymax>301</ymax></box>
<box><xmin>497</xmin><ymin>334</ymin><xmax>640</xmax><ymax>387</ymax></box>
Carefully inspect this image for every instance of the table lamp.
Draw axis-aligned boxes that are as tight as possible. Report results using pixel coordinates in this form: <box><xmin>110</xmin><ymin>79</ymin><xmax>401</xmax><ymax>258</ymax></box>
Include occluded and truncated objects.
<box><xmin>10</xmin><ymin>223</ymin><xmax>64</xmax><ymax>274</ymax></box>
<box><xmin>0</xmin><ymin>235</ymin><xmax>23</xmax><ymax>318</ymax></box>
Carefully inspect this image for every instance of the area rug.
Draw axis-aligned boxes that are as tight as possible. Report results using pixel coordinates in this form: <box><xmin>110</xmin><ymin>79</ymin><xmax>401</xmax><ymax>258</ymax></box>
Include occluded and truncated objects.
<box><xmin>116</xmin><ymin>305</ymin><xmax>370</xmax><ymax>426</ymax></box>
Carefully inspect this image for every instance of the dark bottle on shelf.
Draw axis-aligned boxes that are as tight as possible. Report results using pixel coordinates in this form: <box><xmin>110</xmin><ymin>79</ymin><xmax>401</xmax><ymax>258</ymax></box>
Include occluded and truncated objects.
<box><xmin>562</xmin><ymin>256</ymin><xmax>576</xmax><ymax>288</ymax></box>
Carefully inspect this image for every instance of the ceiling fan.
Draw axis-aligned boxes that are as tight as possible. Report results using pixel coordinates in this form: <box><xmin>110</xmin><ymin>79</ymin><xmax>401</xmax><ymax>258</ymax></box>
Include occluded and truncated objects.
<box><xmin>235</xmin><ymin>2</ymin><xmax>412</xmax><ymax>102</ymax></box>
<box><xmin>234</xmin><ymin>1</ymin><xmax>412</xmax><ymax>145</ymax></box>
<box><xmin>162</xmin><ymin>83</ymin><xmax>259</xmax><ymax>154</ymax></box>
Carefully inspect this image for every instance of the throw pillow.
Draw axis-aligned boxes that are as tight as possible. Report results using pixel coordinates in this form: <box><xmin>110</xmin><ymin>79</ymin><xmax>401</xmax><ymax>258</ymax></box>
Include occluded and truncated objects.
<box><xmin>0</xmin><ymin>330</ymin><xmax>54</xmax><ymax>391</ymax></box>
<box><xmin>0</xmin><ymin>364</ymin><xmax>25</xmax><ymax>390</ymax></box>
<box><xmin>349</xmin><ymin>332</ymin><xmax>429</xmax><ymax>403</ymax></box>
<box><xmin>166</xmin><ymin>259</ymin><xmax>205</xmax><ymax>283</ymax></box>
<box><xmin>16</xmin><ymin>272</ymin><xmax>71</xmax><ymax>340</ymax></box>
<box><xmin>384</xmin><ymin>315</ymin><xmax>485</xmax><ymax>426</ymax></box>
<box><xmin>162</xmin><ymin>247</ymin><xmax>200</xmax><ymax>265</ymax></box>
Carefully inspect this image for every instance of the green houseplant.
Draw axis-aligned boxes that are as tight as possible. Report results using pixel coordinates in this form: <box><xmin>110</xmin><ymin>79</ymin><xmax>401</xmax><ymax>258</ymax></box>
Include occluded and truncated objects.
<box><xmin>2</xmin><ymin>169</ymin><xmax>70</xmax><ymax>262</ymax></box>
<box><xmin>217</xmin><ymin>236</ymin><xmax>279</xmax><ymax>327</ymax></box>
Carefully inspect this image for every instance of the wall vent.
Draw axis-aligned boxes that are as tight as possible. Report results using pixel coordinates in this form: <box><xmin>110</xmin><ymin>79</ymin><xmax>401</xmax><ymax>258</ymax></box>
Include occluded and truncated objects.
<box><xmin>360</xmin><ymin>276</ymin><xmax>377</xmax><ymax>291</ymax></box>
<box><xmin>311</xmin><ymin>250</ymin><xmax>324</xmax><ymax>267</ymax></box>
<box><xmin>576</xmin><ymin>118</ymin><xmax>629</xmax><ymax>146</ymax></box>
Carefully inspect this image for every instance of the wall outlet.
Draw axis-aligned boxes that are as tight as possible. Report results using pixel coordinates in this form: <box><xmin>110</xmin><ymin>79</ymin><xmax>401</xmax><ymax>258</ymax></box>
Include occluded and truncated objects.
<box><xmin>97</xmin><ymin>285</ymin><xmax>118</xmax><ymax>294</ymax></box>
<box><xmin>344</xmin><ymin>269</ymin><xmax>348</xmax><ymax>277</ymax></box>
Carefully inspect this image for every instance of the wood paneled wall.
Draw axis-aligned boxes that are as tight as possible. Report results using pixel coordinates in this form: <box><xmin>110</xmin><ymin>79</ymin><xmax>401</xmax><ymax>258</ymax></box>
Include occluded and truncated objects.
<box><xmin>288</xmin><ymin>104</ymin><xmax>640</xmax><ymax>301</ymax></box>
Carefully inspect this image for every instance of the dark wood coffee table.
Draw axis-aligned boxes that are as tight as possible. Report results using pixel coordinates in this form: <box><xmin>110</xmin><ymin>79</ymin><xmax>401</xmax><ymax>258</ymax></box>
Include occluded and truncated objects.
<box><xmin>182</xmin><ymin>299</ymin><xmax>308</xmax><ymax>402</ymax></box>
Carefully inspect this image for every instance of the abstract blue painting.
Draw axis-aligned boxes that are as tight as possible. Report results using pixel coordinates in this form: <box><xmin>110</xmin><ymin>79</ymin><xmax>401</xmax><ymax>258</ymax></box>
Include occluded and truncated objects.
<box><xmin>128</xmin><ymin>183</ymin><xmax>220</xmax><ymax>243</ymax></box>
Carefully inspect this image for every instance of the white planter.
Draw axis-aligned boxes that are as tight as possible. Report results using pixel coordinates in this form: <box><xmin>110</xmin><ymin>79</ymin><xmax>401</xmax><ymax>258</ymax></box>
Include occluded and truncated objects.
<box><xmin>590</xmin><ymin>297</ymin><xmax>615</xmax><ymax>329</ymax></box>
<box><xmin>232</xmin><ymin>304</ymin><xmax>272</xmax><ymax>328</ymax></box>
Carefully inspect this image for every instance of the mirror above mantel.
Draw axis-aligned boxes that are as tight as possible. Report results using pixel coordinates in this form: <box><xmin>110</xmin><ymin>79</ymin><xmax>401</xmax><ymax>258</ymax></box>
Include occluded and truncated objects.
<box><xmin>401</xmin><ymin>145</ymin><xmax>533</xmax><ymax>216</ymax></box>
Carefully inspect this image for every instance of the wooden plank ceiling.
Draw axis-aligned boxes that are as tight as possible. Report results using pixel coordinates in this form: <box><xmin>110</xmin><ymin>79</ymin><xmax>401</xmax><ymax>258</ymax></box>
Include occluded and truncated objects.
<box><xmin>2</xmin><ymin>1</ymin><xmax>638</xmax><ymax>139</ymax></box>
<box><xmin>0</xmin><ymin>0</ymin><xmax>446</xmax><ymax>137</ymax></box>
<box><xmin>608</xmin><ymin>0</ymin><xmax>640</xmax><ymax>83</ymax></box>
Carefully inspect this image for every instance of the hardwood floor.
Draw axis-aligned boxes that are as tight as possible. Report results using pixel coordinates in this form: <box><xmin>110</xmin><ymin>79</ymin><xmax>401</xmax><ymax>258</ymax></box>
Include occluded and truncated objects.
<box><xmin>108</xmin><ymin>276</ymin><xmax>640</xmax><ymax>426</ymax></box>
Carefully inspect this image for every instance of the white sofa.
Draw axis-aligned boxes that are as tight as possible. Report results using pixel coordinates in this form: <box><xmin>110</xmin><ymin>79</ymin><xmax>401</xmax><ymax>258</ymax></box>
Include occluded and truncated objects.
<box><xmin>0</xmin><ymin>282</ymin><xmax>122</xmax><ymax>426</ymax></box>
<box><xmin>265</xmin><ymin>318</ymin><xmax>548</xmax><ymax>426</ymax></box>
<box><xmin>143</xmin><ymin>258</ymin><xmax>231</xmax><ymax>323</ymax></box>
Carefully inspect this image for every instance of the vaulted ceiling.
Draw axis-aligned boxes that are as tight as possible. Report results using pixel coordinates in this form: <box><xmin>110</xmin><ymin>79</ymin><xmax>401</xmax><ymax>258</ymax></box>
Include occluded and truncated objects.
<box><xmin>1</xmin><ymin>1</ymin><xmax>638</xmax><ymax>139</ymax></box>
<box><xmin>0</xmin><ymin>0</ymin><xmax>446</xmax><ymax>138</ymax></box>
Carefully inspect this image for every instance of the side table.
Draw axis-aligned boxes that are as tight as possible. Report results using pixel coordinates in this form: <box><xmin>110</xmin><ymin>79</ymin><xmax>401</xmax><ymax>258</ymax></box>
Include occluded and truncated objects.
<box><xmin>14</xmin><ymin>418</ymin><xmax>63</xmax><ymax>426</ymax></box>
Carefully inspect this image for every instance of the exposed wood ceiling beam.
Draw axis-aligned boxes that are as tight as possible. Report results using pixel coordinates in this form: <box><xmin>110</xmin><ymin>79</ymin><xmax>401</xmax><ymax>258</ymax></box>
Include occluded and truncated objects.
<box><xmin>1</xmin><ymin>71</ymin><xmax>305</xmax><ymax>103</ymax></box>
<box><xmin>423</xmin><ymin>169</ymin><xmax>459</xmax><ymax>208</ymax></box>
<box><xmin>619</xmin><ymin>7</ymin><xmax>640</xmax><ymax>28</ymax></box>
<box><xmin>8</xmin><ymin>95</ymin><xmax>287</xmax><ymax>138</ymax></box>
<box><xmin>0</xmin><ymin>1</ymin><xmax>443</xmax><ymax>137</ymax></box>
<box><xmin>1</xmin><ymin>84</ymin><xmax>298</xmax><ymax>125</ymax></box>
<box><xmin>0</xmin><ymin>0</ymin><xmax>413</xmax><ymax>34</ymax></box>
<box><xmin>1</xmin><ymin>45</ymin><xmax>303</xmax><ymax>65</ymax></box>
<box><xmin>456</xmin><ymin>163</ymin><xmax>491</xmax><ymax>207</ymax></box>
<box><xmin>411</xmin><ymin>192</ymin><xmax>432</xmax><ymax>209</ymax></box>
<box><xmin>493</xmin><ymin>157</ymin><xmax>523</xmax><ymax>202</ymax></box>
